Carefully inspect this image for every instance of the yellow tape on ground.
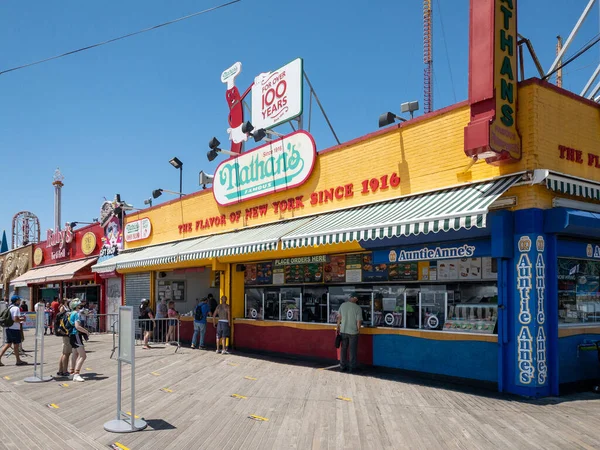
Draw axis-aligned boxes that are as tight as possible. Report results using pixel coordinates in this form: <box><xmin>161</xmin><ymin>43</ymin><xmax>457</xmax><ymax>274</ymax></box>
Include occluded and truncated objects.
<box><xmin>231</xmin><ymin>394</ymin><xmax>247</xmax><ymax>399</ymax></box>
<box><xmin>336</xmin><ymin>396</ymin><xmax>352</xmax><ymax>402</ymax></box>
<box><xmin>244</xmin><ymin>376</ymin><xmax>257</xmax><ymax>380</ymax></box>
<box><xmin>59</xmin><ymin>383</ymin><xmax>69</xmax><ymax>388</ymax></box>
<box><xmin>248</xmin><ymin>414</ymin><xmax>269</xmax><ymax>421</ymax></box>
<box><xmin>151</xmin><ymin>372</ymin><xmax>160</xmax><ymax>376</ymax></box>
<box><xmin>160</xmin><ymin>388</ymin><xmax>173</xmax><ymax>393</ymax></box>
<box><xmin>111</xmin><ymin>443</ymin><xmax>130</xmax><ymax>450</ymax></box>
<box><xmin>47</xmin><ymin>403</ymin><xmax>59</xmax><ymax>409</ymax></box>
<box><xmin>3</xmin><ymin>376</ymin><xmax>10</xmax><ymax>380</ymax></box>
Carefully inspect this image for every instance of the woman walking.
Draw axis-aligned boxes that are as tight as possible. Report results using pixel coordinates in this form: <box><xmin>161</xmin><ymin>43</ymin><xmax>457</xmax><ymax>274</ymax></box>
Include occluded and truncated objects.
<box><xmin>68</xmin><ymin>299</ymin><xmax>90</xmax><ymax>382</ymax></box>
<box><xmin>139</xmin><ymin>299</ymin><xmax>155</xmax><ymax>349</ymax></box>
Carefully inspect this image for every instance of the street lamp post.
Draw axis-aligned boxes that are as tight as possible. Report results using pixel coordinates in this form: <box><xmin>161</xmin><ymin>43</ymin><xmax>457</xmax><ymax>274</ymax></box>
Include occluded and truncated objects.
<box><xmin>169</xmin><ymin>157</ymin><xmax>183</xmax><ymax>198</ymax></box>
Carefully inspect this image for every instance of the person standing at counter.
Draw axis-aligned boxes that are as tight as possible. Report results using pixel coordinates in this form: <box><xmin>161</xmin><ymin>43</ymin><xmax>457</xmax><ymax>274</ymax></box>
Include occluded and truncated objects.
<box><xmin>336</xmin><ymin>293</ymin><xmax>362</xmax><ymax>373</ymax></box>
<box><xmin>213</xmin><ymin>296</ymin><xmax>230</xmax><ymax>354</ymax></box>
<box><xmin>191</xmin><ymin>298</ymin><xmax>211</xmax><ymax>350</ymax></box>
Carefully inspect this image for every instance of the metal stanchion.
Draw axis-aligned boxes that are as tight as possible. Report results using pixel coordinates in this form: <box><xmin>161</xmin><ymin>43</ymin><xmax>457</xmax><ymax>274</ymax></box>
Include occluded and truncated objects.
<box><xmin>24</xmin><ymin>308</ymin><xmax>52</xmax><ymax>383</ymax></box>
<box><xmin>104</xmin><ymin>306</ymin><xmax>147</xmax><ymax>433</ymax></box>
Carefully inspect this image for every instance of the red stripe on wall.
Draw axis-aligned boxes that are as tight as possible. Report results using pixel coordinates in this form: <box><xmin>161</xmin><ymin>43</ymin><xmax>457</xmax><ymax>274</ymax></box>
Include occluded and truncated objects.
<box><xmin>234</xmin><ymin>323</ymin><xmax>373</xmax><ymax>365</ymax></box>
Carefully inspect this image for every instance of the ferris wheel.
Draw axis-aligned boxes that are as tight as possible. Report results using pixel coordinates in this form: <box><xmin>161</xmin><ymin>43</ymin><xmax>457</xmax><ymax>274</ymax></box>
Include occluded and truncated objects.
<box><xmin>12</xmin><ymin>211</ymin><xmax>40</xmax><ymax>248</ymax></box>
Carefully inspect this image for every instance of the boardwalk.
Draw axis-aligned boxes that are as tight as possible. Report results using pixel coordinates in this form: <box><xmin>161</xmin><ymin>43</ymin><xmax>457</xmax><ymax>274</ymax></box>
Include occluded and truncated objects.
<box><xmin>0</xmin><ymin>330</ymin><xmax>599</xmax><ymax>449</ymax></box>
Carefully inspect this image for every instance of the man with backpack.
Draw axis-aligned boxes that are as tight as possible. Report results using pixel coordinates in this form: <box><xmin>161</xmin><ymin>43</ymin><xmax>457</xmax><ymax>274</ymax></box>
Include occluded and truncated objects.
<box><xmin>191</xmin><ymin>297</ymin><xmax>211</xmax><ymax>349</ymax></box>
<box><xmin>0</xmin><ymin>294</ymin><xmax>28</xmax><ymax>367</ymax></box>
<box><xmin>54</xmin><ymin>298</ymin><xmax>72</xmax><ymax>377</ymax></box>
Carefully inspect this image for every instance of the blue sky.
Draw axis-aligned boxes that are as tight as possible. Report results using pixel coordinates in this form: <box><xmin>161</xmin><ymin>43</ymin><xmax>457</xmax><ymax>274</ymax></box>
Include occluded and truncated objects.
<box><xmin>0</xmin><ymin>0</ymin><xmax>599</xmax><ymax>242</ymax></box>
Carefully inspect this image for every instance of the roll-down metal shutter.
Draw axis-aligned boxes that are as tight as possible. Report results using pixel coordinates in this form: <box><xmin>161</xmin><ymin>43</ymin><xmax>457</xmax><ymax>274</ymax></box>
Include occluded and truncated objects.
<box><xmin>124</xmin><ymin>273</ymin><xmax>151</xmax><ymax>334</ymax></box>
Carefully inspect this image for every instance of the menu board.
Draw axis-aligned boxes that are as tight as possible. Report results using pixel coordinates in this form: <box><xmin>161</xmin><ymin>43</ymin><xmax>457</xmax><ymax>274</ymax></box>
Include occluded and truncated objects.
<box><xmin>324</xmin><ymin>255</ymin><xmax>346</xmax><ymax>283</ymax></box>
<box><xmin>362</xmin><ymin>253</ymin><xmax>389</xmax><ymax>282</ymax></box>
<box><xmin>388</xmin><ymin>262</ymin><xmax>418</xmax><ymax>281</ymax></box>
<box><xmin>244</xmin><ymin>262</ymin><xmax>273</xmax><ymax>285</ymax></box>
<box><xmin>284</xmin><ymin>264</ymin><xmax>305</xmax><ymax>283</ymax></box>
<box><xmin>459</xmin><ymin>258</ymin><xmax>482</xmax><ymax>280</ymax></box>
<box><xmin>245</xmin><ymin>264</ymin><xmax>257</xmax><ymax>285</ymax></box>
<box><xmin>437</xmin><ymin>259</ymin><xmax>459</xmax><ymax>280</ymax></box>
<box><xmin>273</xmin><ymin>267</ymin><xmax>285</xmax><ymax>285</ymax></box>
<box><xmin>481</xmin><ymin>257</ymin><xmax>498</xmax><ymax>280</ymax></box>
<box><xmin>256</xmin><ymin>262</ymin><xmax>273</xmax><ymax>284</ymax></box>
<box><xmin>346</xmin><ymin>254</ymin><xmax>362</xmax><ymax>283</ymax></box>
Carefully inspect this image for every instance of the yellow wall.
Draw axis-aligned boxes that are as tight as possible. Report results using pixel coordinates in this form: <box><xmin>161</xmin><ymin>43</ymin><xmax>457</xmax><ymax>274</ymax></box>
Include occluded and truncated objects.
<box><xmin>124</xmin><ymin>80</ymin><xmax>600</xmax><ymax>250</ymax></box>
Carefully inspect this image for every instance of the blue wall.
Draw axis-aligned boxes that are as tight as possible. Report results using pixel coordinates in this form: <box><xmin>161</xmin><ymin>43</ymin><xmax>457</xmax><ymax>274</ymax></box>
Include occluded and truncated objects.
<box><xmin>558</xmin><ymin>334</ymin><xmax>600</xmax><ymax>384</ymax></box>
<box><xmin>373</xmin><ymin>334</ymin><xmax>498</xmax><ymax>383</ymax></box>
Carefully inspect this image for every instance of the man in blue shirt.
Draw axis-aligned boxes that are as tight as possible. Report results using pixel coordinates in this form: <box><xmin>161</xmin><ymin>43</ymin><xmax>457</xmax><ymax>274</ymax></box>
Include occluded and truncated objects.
<box><xmin>191</xmin><ymin>298</ymin><xmax>211</xmax><ymax>349</ymax></box>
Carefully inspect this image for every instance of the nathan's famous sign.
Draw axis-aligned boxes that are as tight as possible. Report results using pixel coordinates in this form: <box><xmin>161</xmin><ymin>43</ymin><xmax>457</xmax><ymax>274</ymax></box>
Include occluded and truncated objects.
<box><xmin>213</xmin><ymin>130</ymin><xmax>316</xmax><ymax>206</ymax></box>
<box><xmin>464</xmin><ymin>0</ymin><xmax>521</xmax><ymax>166</ymax></box>
<box><xmin>214</xmin><ymin>58</ymin><xmax>314</xmax><ymax>205</ymax></box>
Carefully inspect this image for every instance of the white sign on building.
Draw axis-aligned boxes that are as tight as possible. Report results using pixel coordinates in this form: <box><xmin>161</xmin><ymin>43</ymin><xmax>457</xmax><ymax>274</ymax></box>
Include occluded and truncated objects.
<box><xmin>251</xmin><ymin>58</ymin><xmax>303</xmax><ymax>130</ymax></box>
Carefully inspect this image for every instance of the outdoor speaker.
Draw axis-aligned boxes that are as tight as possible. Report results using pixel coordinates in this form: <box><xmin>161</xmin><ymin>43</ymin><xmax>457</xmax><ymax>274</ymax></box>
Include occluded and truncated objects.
<box><xmin>158</xmin><ymin>271</ymin><xmax>167</xmax><ymax>278</ymax></box>
<box><xmin>236</xmin><ymin>264</ymin><xmax>246</xmax><ymax>272</ymax></box>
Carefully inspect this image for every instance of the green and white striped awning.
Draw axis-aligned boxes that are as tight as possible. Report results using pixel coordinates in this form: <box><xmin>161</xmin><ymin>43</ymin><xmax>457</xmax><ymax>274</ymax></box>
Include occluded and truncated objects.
<box><xmin>92</xmin><ymin>218</ymin><xmax>313</xmax><ymax>272</ymax></box>
<box><xmin>546</xmin><ymin>173</ymin><xmax>600</xmax><ymax>200</ymax></box>
<box><xmin>179</xmin><ymin>218</ymin><xmax>312</xmax><ymax>261</ymax></box>
<box><xmin>281</xmin><ymin>175</ymin><xmax>521</xmax><ymax>249</ymax></box>
<box><xmin>92</xmin><ymin>238</ymin><xmax>209</xmax><ymax>273</ymax></box>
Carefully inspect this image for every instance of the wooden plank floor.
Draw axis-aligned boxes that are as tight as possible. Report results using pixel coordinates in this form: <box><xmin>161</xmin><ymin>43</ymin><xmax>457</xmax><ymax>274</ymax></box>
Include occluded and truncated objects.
<box><xmin>1</xmin><ymin>330</ymin><xmax>600</xmax><ymax>449</ymax></box>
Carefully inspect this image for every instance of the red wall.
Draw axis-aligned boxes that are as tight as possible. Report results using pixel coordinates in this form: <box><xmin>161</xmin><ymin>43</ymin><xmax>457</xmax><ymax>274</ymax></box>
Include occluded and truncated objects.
<box><xmin>34</xmin><ymin>223</ymin><xmax>103</xmax><ymax>268</ymax></box>
<box><xmin>234</xmin><ymin>323</ymin><xmax>373</xmax><ymax>365</ymax></box>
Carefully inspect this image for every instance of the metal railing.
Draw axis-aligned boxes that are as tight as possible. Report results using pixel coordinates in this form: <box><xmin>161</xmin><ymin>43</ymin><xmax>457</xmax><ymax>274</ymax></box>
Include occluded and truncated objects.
<box><xmin>134</xmin><ymin>318</ymin><xmax>180</xmax><ymax>353</ymax></box>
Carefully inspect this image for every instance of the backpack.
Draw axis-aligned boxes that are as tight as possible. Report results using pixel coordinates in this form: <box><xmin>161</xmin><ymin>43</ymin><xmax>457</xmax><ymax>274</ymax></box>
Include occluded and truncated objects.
<box><xmin>139</xmin><ymin>307</ymin><xmax>149</xmax><ymax>320</ymax></box>
<box><xmin>55</xmin><ymin>310</ymin><xmax>74</xmax><ymax>336</ymax></box>
<box><xmin>0</xmin><ymin>305</ymin><xmax>15</xmax><ymax>328</ymax></box>
<box><xmin>194</xmin><ymin>304</ymin><xmax>204</xmax><ymax>322</ymax></box>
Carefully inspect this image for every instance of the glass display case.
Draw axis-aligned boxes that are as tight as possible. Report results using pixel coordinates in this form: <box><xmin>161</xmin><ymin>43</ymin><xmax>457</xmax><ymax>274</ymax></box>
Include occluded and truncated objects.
<box><xmin>245</xmin><ymin>288</ymin><xmax>263</xmax><ymax>320</ymax></box>
<box><xmin>264</xmin><ymin>288</ymin><xmax>280</xmax><ymax>321</ymax></box>
<box><xmin>444</xmin><ymin>304</ymin><xmax>498</xmax><ymax>334</ymax></box>
<box><xmin>419</xmin><ymin>290</ymin><xmax>447</xmax><ymax>330</ymax></box>
<box><xmin>302</xmin><ymin>287</ymin><xmax>328</xmax><ymax>323</ymax></box>
<box><xmin>281</xmin><ymin>287</ymin><xmax>301</xmax><ymax>321</ymax></box>
<box><xmin>372</xmin><ymin>285</ymin><xmax>406</xmax><ymax>328</ymax></box>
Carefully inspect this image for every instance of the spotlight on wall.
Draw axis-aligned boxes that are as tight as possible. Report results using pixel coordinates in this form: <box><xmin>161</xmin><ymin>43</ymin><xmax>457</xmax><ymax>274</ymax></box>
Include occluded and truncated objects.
<box><xmin>241</xmin><ymin>121</ymin><xmax>267</xmax><ymax>142</ymax></box>
<box><xmin>144</xmin><ymin>198</ymin><xmax>153</xmax><ymax>207</ymax></box>
<box><xmin>207</xmin><ymin>137</ymin><xmax>239</xmax><ymax>161</ymax></box>
<box><xmin>378</xmin><ymin>112</ymin><xmax>406</xmax><ymax>128</ymax></box>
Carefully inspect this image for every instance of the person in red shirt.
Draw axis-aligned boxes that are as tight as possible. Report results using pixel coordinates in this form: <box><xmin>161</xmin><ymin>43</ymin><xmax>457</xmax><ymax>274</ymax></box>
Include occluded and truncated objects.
<box><xmin>51</xmin><ymin>297</ymin><xmax>60</xmax><ymax>316</ymax></box>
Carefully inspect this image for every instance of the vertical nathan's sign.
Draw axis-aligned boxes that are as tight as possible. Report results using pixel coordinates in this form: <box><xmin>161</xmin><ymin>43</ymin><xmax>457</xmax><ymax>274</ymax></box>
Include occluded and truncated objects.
<box><xmin>251</xmin><ymin>58</ymin><xmax>303</xmax><ymax>130</ymax></box>
<box><xmin>464</xmin><ymin>0</ymin><xmax>521</xmax><ymax>166</ymax></box>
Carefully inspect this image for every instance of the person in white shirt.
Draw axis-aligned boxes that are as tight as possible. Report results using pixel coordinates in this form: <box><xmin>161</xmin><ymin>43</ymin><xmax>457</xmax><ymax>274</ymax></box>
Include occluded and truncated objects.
<box><xmin>0</xmin><ymin>295</ymin><xmax>28</xmax><ymax>366</ymax></box>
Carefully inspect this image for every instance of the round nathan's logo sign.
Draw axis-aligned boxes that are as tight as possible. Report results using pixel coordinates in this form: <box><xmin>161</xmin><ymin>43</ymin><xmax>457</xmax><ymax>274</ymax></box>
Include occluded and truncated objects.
<box><xmin>213</xmin><ymin>130</ymin><xmax>316</xmax><ymax>206</ymax></box>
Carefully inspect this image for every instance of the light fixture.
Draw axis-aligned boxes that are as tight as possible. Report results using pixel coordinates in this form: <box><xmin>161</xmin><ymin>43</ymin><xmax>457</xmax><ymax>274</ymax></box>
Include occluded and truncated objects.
<box><xmin>169</xmin><ymin>157</ymin><xmax>183</xmax><ymax>169</ymax></box>
<box><xmin>488</xmin><ymin>196</ymin><xmax>517</xmax><ymax>210</ymax></box>
<box><xmin>152</xmin><ymin>188</ymin><xmax>184</xmax><ymax>199</ymax></box>
<box><xmin>242</xmin><ymin>121</ymin><xmax>268</xmax><ymax>142</ymax></box>
<box><xmin>401</xmin><ymin>101</ymin><xmax>420</xmax><ymax>119</ymax></box>
<box><xmin>169</xmin><ymin>157</ymin><xmax>183</xmax><ymax>198</ymax></box>
<box><xmin>378</xmin><ymin>112</ymin><xmax>407</xmax><ymax>128</ymax></box>
<box><xmin>69</xmin><ymin>221</ymin><xmax>95</xmax><ymax>228</ymax></box>
<box><xmin>553</xmin><ymin>197</ymin><xmax>600</xmax><ymax>213</ymax></box>
<box><xmin>199</xmin><ymin>171</ymin><xmax>214</xmax><ymax>189</ymax></box>
<box><xmin>144</xmin><ymin>198</ymin><xmax>153</xmax><ymax>207</ymax></box>
<box><xmin>207</xmin><ymin>137</ymin><xmax>240</xmax><ymax>161</ymax></box>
